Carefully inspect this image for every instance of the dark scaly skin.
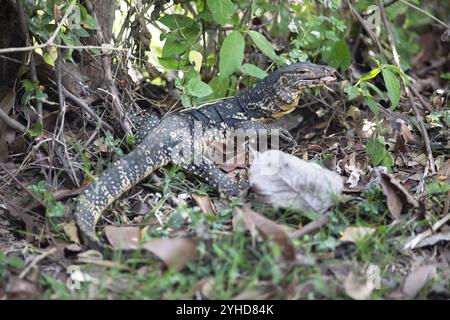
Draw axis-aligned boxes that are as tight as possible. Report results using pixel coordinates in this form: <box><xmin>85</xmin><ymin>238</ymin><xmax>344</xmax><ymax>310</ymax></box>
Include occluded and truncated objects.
<box><xmin>74</xmin><ymin>62</ymin><xmax>336</xmax><ymax>250</ymax></box>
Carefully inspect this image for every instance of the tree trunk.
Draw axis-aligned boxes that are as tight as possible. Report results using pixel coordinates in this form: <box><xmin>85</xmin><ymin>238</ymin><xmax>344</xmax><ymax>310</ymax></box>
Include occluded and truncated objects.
<box><xmin>81</xmin><ymin>0</ymin><xmax>115</xmax><ymax>91</ymax></box>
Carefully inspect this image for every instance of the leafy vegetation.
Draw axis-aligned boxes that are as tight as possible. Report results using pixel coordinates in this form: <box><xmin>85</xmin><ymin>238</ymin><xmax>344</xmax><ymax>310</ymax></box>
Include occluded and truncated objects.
<box><xmin>0</xmin><ymin>0</ymin><xmax>448</xmax><ymax>300</ymax></box>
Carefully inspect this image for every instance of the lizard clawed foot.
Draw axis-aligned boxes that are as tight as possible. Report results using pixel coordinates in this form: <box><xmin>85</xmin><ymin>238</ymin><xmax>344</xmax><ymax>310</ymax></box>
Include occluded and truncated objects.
<box><xmin>278</xmin><ymin>129</ymin><xmax>297</xmax><ymax>147</ymax></box>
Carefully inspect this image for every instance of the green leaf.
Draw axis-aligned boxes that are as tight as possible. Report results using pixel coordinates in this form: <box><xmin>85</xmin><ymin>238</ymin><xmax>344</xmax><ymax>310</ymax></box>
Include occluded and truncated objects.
<box><xmin>342</xmin><ymin>80</ymin><xmax>359</xmax><ymax>101</ymax></box>
<box><xmin>219</xmin><ymin>31</ymin><xmax>245</xmax><ymax>77</ymax></box>
<box><xmin>207</xmin><ymin>0</ymin><xmax>233</xmax><ymax>26</ymax></box>
<box><xmin>46</xmin><ymin>202</ymin><xmax>65</xmax><ymax>218</ymax></box>
<box><xmin>27</xmin><ymin>122</ymin><xmax>43</xmax><ymax>137</ymax></box>
<box><xmin>248</xmin><ymin>31</ymin><xmax>278</xmax><ymax>61</ymax></box>
<box><xmin>207</xmin><ymin>76</ymin><xmax>230</xmax><ymax>100</ymax></box>
<box><xmin>189</xmin><ymin>50</ymin><xmax>203</xmax><ymax>72</ymax></box>
<box><xmin>366</xmin><ymin>138</ymin><xmax>386</xmax><ymax>166</ymax></box>
<box><xmin>240</xmin><ymin>64</ymin><xmax>268</xmax><ymax>79</ymax></box>
<box><xmin>161</xmin><ymin>34</ymin><xmax>189</xmax><ymax>57</ymax></box>
<box><xmin>382</xmin><ymin>68</ymin><xmax>400</xmax><ymax>109</ymax></box>
<box><xmin>159</xmin><ymin>14</ymin><xmax>195</xmax><ymax>29</ymax></box>
<box><xmin>440</xmin><ymin>72</ymin><xmax>450</xmax><ymax>80</ymax></box>
<box><xmin>187</xmin><ymin>78</ymin><xmax>213</xmax><ymax>98</ymax></box>
<box><xmin>323</xmin><ymin>38</ymin><xmax>351</xmax><ymax>70</ymax></box>
<box><xmin>381</xmin><ymin>152</ymin><xmax>394</xmax><ymax>168</ymax></box>
<box><xmin>6</xmin><ymin>256</ymin><xmax>24</xmax><ymax>269</ymax></box>
<box><xmin>356</xmin><ymin>67</ymin><xmax>381</xmax><ymax>85</ymax></box>
<box><xmin>364</xmin><ymin>96</ymin><xmax>380</xmax><ymax>117</ymax></box>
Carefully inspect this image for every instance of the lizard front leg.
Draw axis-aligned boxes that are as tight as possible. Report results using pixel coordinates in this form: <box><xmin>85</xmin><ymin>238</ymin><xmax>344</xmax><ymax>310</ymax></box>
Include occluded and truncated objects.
<box><xmin>236</xmin><ymin>121</ymin><xmax>297</xmax><ymax>147</ymax></box>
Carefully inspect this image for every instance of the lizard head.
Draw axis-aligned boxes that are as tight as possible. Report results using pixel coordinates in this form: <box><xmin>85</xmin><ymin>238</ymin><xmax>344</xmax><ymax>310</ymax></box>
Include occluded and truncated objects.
<box><xmin>255</xmin><ymin>62</ymin><xmax>336</xmax><ymax>119</ymax></box>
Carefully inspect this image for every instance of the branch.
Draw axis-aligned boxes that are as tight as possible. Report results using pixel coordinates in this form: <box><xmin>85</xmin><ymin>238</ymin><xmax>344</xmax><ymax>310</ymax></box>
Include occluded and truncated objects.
<box><xmin>0</xmin><ymin>3</ymin><xmax>75</xmax><ymax>54</ymax></box>
<box><xmin>83</xmin><ymin>0</ymin><xmax>132</xmax><ymax>135</ymax></box>
<box><xmin>63</xmin><ymin>87</ymin><xmax>114</xmax><ymax>132</ymax></box>
<box><xmin>346</xmin><ymin>0</ymin><xmax>389</xmax><ymax>61</ymax></box>
<box><xmin>377</xmin><ymin>0</ymin><xmax>436</xmax><ymax>173</ymax></box>
<box><xmin>0</xmin><ymin>108</ymin><xmax>26</xmax><ymax>133</ymax></box>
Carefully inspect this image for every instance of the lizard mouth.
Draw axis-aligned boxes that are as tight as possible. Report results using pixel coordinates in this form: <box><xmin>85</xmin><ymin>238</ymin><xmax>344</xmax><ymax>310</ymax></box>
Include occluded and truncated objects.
<box><xmin>298</xmin><ymin>75</ymin><xmax>337</xmax><ymax>87</ymax></box>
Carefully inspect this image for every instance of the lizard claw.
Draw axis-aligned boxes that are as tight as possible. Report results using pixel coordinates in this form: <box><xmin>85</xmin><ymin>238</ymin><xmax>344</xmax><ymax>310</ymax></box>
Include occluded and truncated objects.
<box><xmin>278</xmin><ymin>129</ymin><xmax>297</xmax><ymax>146</ymax></box>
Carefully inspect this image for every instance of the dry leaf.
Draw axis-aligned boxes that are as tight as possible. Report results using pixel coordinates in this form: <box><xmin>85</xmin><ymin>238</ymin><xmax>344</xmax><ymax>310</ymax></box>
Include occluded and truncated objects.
<box><xmin>233</xmin><ymin>206</ymin><xmax>296</xmax><ymax>261</ymax></box>
<box><xmin>249</xmin><ymin>150</ymin><xmax>343</xmax><ymax>213</ymax></box>
<box><xmin>380</xmin><ymin>173</ymin><xmax>419</xmax><ymax>219</ymax></box>
<box><xmin>340</xmin><ymin>226</ymin><xmax>375</xmax><ymax>243</ymax></box>
<box><xmin>344</xmin><ymin>271</ymin><xmax>373</xmax><ymax>300</ymax></box>
<box><xmin>5</xmin><ymin>277</ymin><xmax>40</xmax><ymax>300</ymax></box>
<box><xmin>142</xmin><ymin>237</ymin><xmax>198</xmax><ymax>271</ymax></box>
<box><xmin>105</xmin><ymin>226</ymin><xmax>140</xmax><ymax>250</ymax></box>
<box><xmin>414</xmin><ymin>231</ymin><xmax>450</xmax><ymax>248</ymax></box>
<box><xmin>63</xmin><ymin>220</ymin><xmax>80</xmax><ymax>244</ymax></box>
<box><xmin>402</xmin><ymin>265</ymin><xmax>437</xmax><ymax>298</ymax></box>
<box><xmin>192</xmin><ymin>194</ymin><xmax>216</xmax><ymax>215</ymax></box>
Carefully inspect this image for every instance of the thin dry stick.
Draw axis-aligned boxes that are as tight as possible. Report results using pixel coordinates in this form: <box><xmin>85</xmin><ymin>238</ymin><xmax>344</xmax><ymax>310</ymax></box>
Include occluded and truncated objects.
<box><xmin>346</xmin><ymin>0</ymin><xmax>389</xmax><ymax>60</ymax></box>
<box><xmin>19</xmin><ymin>248</ymin><xmax>57</xmax><ymax>279</ymax></box>
<box><xmin>0</xmin><ymin>162</ymin><xmax>46</xmax><ymax>208</ymax></box>
<box><xmin>84</xmin><ymin>0</ymin><xmax>132</xmax><ymax>135</ymax></box>
<box><xmin>0</xmin><ymin>108</ymin><xmax>26</xmax><ymax>132</ymax></box>
<box><xmin>0</xmin><ymin>3</ymin><xmax>75</xmax><ymax>54</ymax></box>
<box><xmin>16</xmin><ymin>1</ymin><xmax>43</xmax><ymax>126</ymax></box>
<box><xmin>62</xmin><ymin>87</ymin><xmax>113</xmax><ymax>132</ymax></box>
<box><xmin>377</xmin><ymin>0</ymin><xmax>436</xmax><ymax>173</ymax></box>
<box><xmin>290</xmin><ymin>213</ymin><xmax>330</xmax><ymax>240</ymax></box>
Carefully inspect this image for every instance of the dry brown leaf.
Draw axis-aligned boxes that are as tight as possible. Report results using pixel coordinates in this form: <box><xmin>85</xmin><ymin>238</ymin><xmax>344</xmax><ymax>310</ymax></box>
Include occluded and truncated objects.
<box><xmin>5</xmin><ymin>277</ymin><xmax>40</xmax><ymax>300</ymax></box>
<box><xmin>249</xmin><ymin>150</ymin><xmax>343</xmax><ymax>213</ymax></box>
<box><xmin>233</xmin><ymin>206</ymin><xmax>296</xmax><ymax>261</ymax></box>
<box><xmin>194</xmin><ymin>277</ymin><xmax>217</xmax><ymax>299</ymax></box>
<box><xmin>344</xmin><ymin>271</ymin><xmax>373</xmax><ymax>300</ymax></box>
<box><xmin>402</xmin><ymin>265</ymin><xmax>437</xmax><ymax>299</ymax></box>
<box><xmin>232</xmin><ymin>288</ymin><xmax>274</xmax><ymax>300</ymax></box>
<box><xmin>380</xmin><ymin>173</ymin><xmax>419</xmax><ymax>220</ymax></box>
<box><xmin>339</xmin><ymin>226</ymin><xmax>375</xmax><ymax>243</ymax></box>
<box><xmin>142</xmin><ymin>237</ymin><xmax>198</xmax><ymax>271</ymax></box>
<box><xmin>438</xmin><ymin>159</ymin><xmax>450</xmax><ymax>177</ymax></box>
<box><xmin>414</xmin><ymin>231</ymin><xmax>450</xmax><ymax>248</ymax></box>
<box><xmin>192</xmin><ymin>194</ymin><xmax>216</xmax><ymax>215</ymax></box>
<box><xmin>63</xmin><ymin>220</ymin><xmax>80</xmax><ymax>244</ymax></box>
<box><xmin>105</xmin><ymin>226</ymin><xmax>140</xmax><ymax>250</ymax></box>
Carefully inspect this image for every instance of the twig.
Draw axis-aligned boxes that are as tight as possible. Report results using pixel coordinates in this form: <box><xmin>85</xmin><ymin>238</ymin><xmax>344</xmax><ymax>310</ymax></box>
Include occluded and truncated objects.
<box><xmin>360</xmin><ymin>0</ymin><xmax>399</xmax><ymax>16</ymax></box>
<box><xmin>0</xmin><ymin>162</ymin><xmax>46</xmax><ymax>208</ymax></box>
<box><xmin>84</xmin><ymin>0</ymin><xmax>132</xmax><ymax>135</ymax></box>
<box><xmin>0</xmin><ymin>108</ymin><xmax>26</xmax><ymax>133</ymax></box>
<box><xmin>377</xmin><ymin>0</ymin><xmax>436</xmax><ymax>173</ymax></box>
<box><xmin>62</xmin><ymin>87</ymin><xmax>113</xmax><ymax>132</ymax></box>
<box><xmin>19</xmin><ymin>248</ymin><xmax>57</xmax><ymax>279</ymax></box>
<box><xmin>410</xmin><ymin>86</ymin><xmax>435</xmax><ymax>113</ymax></box>
<box><xmin>16</xmin><ymin>1</ymin><xmax>43</xmax><ymax>126</ymax></box>
<box><xmin>398</xmin><ymin>0</ymin><xmax>448</xmax><ymax>27</ymax></box>
<box><xmin>290</xmin><ymin>213</ymin><xmax>330</xmax><ymax>240</ymax></box>
<box><xmin>0</xmin><ymin>3</ymin><xmax>75</xmax><ymax>54</ymax></box>
<box><xmin>346</xmin><ymin>0</ymin><xmax>389</xmax><ymax>61</ymax></box>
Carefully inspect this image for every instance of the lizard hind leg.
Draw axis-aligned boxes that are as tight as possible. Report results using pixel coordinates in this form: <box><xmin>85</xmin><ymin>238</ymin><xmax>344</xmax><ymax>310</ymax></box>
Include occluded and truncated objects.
<box><xmin>181</xmin><ymin>157</ymin><xmax>248</xmax><ymax>197</ymax></box>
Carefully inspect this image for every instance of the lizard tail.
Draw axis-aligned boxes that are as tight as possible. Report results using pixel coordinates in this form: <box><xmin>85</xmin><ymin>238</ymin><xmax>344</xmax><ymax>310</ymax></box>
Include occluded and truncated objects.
<box><xmin>74</xmin><ymin>142</ymin><xmax>170</xmax><ymax>250</ymax></box>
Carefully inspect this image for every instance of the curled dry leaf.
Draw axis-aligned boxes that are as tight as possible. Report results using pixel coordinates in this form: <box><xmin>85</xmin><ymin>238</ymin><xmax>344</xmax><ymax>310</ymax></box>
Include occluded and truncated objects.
<box><xmin>142</xmin><ymin>237</ymin><xmax>198</xmax><ymax>272</ymax></box>
<box><xmin>249</xmin><ymin>150</ymin><xmax>343</xmax><ymax>213</ymax></box>
<box><xmin>192</xmin><ymin>194</ymin><xmax>216</xmax><ymax>215</ymax></box>
<box><xmin>63</xmin><ymin>220</ymin><xmax>80</xmax><ymax>244</ymax></box>
<box><xmin>344</xmin><ymin>271</ymin><xmax>373</xmax><ymax>300</ymax></box>
<box><xmin>105</xmin><ymin>226</ymin><xmax>141</xmax><ymax>250</ymax></box>
<box><xmin>402</xmin><ymin>265</ymin><xmax>437</xmax><ymax>299</ymax></box>
<box><xmin>5</xmin><ymin>277</ymin><xmax>40</xmax><ymax>300</ymax></box>
<box><xmin>233</xmin><ymin>206</ymin><xmax>296</xmax><ymax>261</ymax></box>
<box><xmin>413</xmin><ymin>231</ymin><xmax>450</xmax><ymax>248</ymax></box>
<box><xmin>339</xmin><ymin>226</ymin><xmax>375</xmax><ymax>243</ymax></box>
<box><xmin>380</xmin><ymin>173</ymin><xmax>419</xmax><ymax>220</ymax></box>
